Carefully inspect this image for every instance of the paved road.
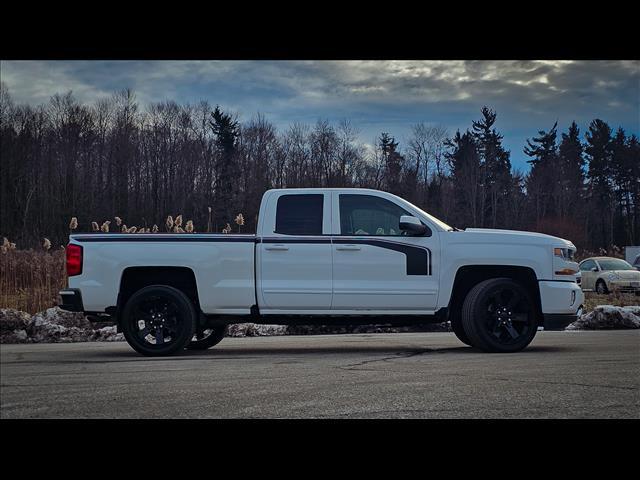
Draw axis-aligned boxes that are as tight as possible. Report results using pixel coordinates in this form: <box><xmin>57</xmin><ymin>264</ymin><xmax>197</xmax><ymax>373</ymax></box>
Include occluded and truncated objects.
<box><xmin>1</xmin><ymin>331</ymin><xmax>639</xmax><ymax>418</ymax></box>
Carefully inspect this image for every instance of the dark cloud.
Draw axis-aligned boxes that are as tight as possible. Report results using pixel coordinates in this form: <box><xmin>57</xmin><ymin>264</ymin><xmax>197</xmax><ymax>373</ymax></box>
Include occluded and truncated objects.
<box><xmin>1</xmin><ymin>60</ymin><xmax>637</xmax><ymax>170</ymax></box>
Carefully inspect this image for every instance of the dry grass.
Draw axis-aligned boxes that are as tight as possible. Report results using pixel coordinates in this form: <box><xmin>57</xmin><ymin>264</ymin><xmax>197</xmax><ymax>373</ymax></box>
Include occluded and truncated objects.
<box><xmin>0</xmin><ymin>247</ymin><xmax>67</xmax><ymax>314</ymax></box>
<box><xmin>583</xmin><ymin>291</ymin><xmax>639</xmax><ymax>313</ymax></box>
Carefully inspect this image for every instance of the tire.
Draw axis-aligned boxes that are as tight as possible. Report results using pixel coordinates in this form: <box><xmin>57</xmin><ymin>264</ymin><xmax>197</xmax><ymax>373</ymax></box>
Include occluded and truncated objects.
<box><xmin>187</xmin><ymin>326</ymin><xmax>228</xmax><ymax>350</ymax></box>
<box><xmin>461</xmin><ymin>278</ymin><xmax>538</xmax><ymax>353</ymax></box>
<box><xmin>450</xmin><ymin>314</ymin><xmax>473</xmax><ymax>347</ymax></box>
<box><xmin>121</xmin><ymin>285</ymin><xmax>197</xmax><ymax>356</ymax></box>
<box><xmin>595</xmin><ymin>280</ymin><xmax>608</xmax><ymax>295</ymax></box>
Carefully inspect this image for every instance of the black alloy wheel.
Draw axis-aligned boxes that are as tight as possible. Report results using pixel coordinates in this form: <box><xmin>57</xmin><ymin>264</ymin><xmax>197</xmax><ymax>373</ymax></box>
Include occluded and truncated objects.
<box><xmin>121</xmin><ymin>285</ymin><xmax>196</xmax><ymax>356</ymax></box>
<box><xmin>461</xmin><ymin>278</ymin><xmax>538</xmax><ymax>353</ymax></box>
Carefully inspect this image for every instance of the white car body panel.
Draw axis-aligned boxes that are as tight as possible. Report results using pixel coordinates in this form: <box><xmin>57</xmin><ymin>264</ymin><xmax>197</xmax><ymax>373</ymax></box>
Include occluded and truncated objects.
<box><xmin>68</xmin><ymin>188</ymin><xmax>584</xmax><ymax>319</ymax></box>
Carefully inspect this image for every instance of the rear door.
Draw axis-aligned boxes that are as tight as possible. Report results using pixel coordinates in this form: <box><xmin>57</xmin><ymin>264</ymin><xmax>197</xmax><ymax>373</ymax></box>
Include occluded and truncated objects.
<box><xmin>330</xmin><ymin>192</ymin><xmax>439</xmax><ymax>312</ymax></box>
<box><xmin>257</xmin><ymin>192</ymin><xmax>333</xmax><ymax>312</ymax></box>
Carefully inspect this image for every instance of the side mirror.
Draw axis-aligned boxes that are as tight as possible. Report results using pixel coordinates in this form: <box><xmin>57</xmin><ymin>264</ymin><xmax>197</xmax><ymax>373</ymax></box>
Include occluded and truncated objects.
<box><xmin>591</xmin><ymin>267</ymin><xmax>598</xmax><ymax>272</ymax></box>
<box><xmin>399</xmin><ymin>215</ymin><xmax>427</xmax><ymax>236</ymax></box>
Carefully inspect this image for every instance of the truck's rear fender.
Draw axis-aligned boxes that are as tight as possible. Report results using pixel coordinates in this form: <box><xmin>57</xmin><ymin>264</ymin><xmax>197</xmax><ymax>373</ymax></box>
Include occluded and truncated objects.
<box><xmin>447</xmin><ymin>265</ymin><xmax>543</xmax><ymax>325</ymax></box>
<box><xmin>117</xmin><ymin>267</ymin><xmax>202</xmax><ymax>328</ymax></box>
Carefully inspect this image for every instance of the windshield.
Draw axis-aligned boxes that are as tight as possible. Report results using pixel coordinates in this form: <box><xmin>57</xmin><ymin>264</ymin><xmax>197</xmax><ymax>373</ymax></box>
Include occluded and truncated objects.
<box><xmin>410</xmin><ymin>205</ymin><xmax>454</xmax><ymax>231</ymax></box>
<box><xmin>598</xmin><ymin>259</ymin><xmax>634</xmax><ymax>271</ymax></box>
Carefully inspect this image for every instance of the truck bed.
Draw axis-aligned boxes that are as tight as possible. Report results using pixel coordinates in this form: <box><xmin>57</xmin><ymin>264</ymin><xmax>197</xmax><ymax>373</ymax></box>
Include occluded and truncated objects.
<box><xmin>69</xmin><ymin>234</ymin><xmax>257</xmax><ymax>314</ymax></box>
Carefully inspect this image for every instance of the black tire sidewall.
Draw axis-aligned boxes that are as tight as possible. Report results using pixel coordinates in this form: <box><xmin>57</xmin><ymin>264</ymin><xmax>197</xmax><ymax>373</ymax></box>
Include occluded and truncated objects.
<box><xmin>596</xmin><ymin>281</ymin><xmax>607</xmax><ymax>294</ymax></box>
<box><xmin>121</xmin><ymin>285</ymin><xmax>197</xmax><ymax>356</ymax></box>
<box><xmin>450</xmin><ymin>314</ymin><xmax>473</xmax><ymax>346</ymax></box>
<box><xmin>462</xmin><ymin>278</ymin><xmax>538</xmax><ymax>353</ymax></box>
<box><xmin>187</xmin><ymin>326</ymin><xmax>228</xmax><ymax>350</ymax></box>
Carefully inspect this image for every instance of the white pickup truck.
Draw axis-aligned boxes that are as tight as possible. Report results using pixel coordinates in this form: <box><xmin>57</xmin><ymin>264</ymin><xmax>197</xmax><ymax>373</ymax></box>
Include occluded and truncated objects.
<box><xmin>59</xmin><ymin>188</ymin><xmax>584</xmax><ymax>355</ymax></box>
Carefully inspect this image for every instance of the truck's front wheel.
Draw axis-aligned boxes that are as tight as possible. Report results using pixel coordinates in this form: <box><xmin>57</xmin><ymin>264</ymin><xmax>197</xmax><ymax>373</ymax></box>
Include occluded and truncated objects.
<box><xmin>121</xmin><ymin>285</ymin><xmax>197</xmax><ymax>356</ymax></box>
<box><xmin>461</xmin><ymin>278</ymin><xmax>538</xmax><ymax>353</ymax></box>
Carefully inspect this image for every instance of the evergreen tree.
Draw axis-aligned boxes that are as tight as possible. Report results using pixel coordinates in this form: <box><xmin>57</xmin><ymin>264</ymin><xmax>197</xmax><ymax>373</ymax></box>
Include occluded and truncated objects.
<box><xmin>610</xmin><ymin>128</ymin><xmax>636</xmax><ymax>245</ymax></box>
<box><xmin>379</xmin><ymin>132</ymin><xmax>404</xmax><ymax>196</ymax></box>
<box><xmin>209</xmin><ymin>106</ymin><xmax>240</xmax><ymax>231</ymax></box>
<box><xmin>584</xmin><ymin>119</ymin><xmax>614</xmax><ymax>248</ymax></box>
<box><xmin>471</xmin><ymin>107</ymin><xmax>513</xmax><ymax>228</ymax></box>
<box><xmin>558</xmin><ymin>121</ymin><xmax>585</xmax><ymax>214</ymax></box>
<box><xmin>524</xmin><ymin>122</ymin><xmax>558</xmax><ymax>228</ymax></box>
<box><xmin>445</xmin><ymin>130</ymin><xmax>481</xmax><ymax>227</ymax></box>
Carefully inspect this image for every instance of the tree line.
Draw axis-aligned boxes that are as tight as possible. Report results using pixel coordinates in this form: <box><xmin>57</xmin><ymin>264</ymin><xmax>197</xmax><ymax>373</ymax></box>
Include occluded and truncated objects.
<box><xmin>1</xmin><ymin>84</ymin><xmax>638</xmax><ymax>251</ymax></box>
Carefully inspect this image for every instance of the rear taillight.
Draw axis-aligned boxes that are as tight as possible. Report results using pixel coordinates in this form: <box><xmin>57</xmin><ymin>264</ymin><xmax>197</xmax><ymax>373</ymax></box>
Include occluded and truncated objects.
<box><xmin>66</xmin><ymin>244</ymin><xmax>83</xmax><ymax>276</ymax></box>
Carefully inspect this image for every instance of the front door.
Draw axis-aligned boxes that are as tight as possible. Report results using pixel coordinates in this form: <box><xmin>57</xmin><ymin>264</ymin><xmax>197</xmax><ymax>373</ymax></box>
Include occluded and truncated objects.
<box><xmin>330</xmin><ymin>192</ymin><xmax>439</xmax><ymax>312</ymax></box>
<box><xmin>579</xmin><ymin>259</ymin><xmax>598</xmax><ymax>291</ymax></box>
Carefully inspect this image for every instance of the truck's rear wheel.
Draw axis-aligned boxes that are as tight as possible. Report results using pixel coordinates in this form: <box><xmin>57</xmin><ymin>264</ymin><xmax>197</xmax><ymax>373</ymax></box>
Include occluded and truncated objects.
<box><xmin>187</xmin><ymin>326</ymin><xmax>227</xmax><ymax>350</ymax></box>
<box><xmin>461</xmin><ymin>278</ymin><xmax>538</xmax><ymax>353</ymax></box>
<box><xmin>121</xmin><ymin>285</ymin><xmax>197</xmax><ymax>356</ymax></box>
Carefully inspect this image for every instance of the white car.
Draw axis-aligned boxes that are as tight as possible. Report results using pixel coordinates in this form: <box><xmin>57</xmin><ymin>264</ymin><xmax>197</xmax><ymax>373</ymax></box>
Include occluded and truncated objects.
<box><xmin>578</xmin><ymin>257</ymin><xmax>640</xmax><ymax>294</ymax></box>
<box><xmin>59</xmin><ymin>188</ymin><xmax>584</xmax><ymax>355</ymax></box>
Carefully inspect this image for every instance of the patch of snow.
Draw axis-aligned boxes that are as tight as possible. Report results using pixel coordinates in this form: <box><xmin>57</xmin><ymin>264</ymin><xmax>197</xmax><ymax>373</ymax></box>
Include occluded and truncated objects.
<box><xmin>566</xmin><ymin>305</ymin><xmax>640</xmax><ymax>330</ymax></box>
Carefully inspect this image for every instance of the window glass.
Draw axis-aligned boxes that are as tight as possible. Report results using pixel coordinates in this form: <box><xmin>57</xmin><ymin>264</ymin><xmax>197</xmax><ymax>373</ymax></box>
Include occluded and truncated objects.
<box><xmin>339</xmin><ymin>194</ymin><xmax>412</xmax><ymax>236</ymax></box>
<box><xmin>275</xmin><ymin>194</ymin><xmax>323</xmax><ymax>235</ymax></box>
<box><xmin>598</xmin><ymin>259</ymin><xmax>633</xmax><ymax>271</ymax></box>
<box><xmin>580</xmin><ymin>260</ymin><xmax>596</xmax><ymax>271</ymax></box>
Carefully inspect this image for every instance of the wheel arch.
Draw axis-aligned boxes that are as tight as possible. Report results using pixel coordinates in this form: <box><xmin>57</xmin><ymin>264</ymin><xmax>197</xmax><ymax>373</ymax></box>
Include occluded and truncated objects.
<box><xmin>448</xmin><ymin>265</ymin><xmax>543</xmax><ymax>325</ymax></box>
<box><xmin>117</xmin><ymin>266</ymin><xmax>201</xmax><ymax>328</ymax></box>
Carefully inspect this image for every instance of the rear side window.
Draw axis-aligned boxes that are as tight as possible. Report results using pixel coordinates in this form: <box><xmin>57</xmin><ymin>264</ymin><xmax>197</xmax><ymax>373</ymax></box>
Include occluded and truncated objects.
<box><xmin>275</xmin><ymin>194</ymin><xmax>323</xmax><ymax>235</ymax></box>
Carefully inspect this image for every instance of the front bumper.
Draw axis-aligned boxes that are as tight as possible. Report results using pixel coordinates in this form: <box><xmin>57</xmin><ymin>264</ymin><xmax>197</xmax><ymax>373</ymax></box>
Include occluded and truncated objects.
<box><xmin>58</xmin><ymin>288</ymin><xmax>84</xmax><ymax>312</ymax></box>
<box><xmin>608</xmin><ymin>280</ymin><xmax>640</xmax><ymax>293</ymax></box>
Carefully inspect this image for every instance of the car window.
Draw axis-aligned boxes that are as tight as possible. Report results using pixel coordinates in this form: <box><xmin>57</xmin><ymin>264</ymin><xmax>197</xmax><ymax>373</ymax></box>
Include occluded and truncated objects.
<box><xmin>339</xmin><ymin>194</ymin><xmax>412</xmax><ymax>236</ymax></box>
<box><xmin>598</xmin><ymin>258</ymin><xmax>634</xmax><ymax>271</ymax></box>
<box><xmin>275</xmin><ymin>194</ymin><xmax>323</xmax><ymax>235</ymax></box>
<box><xmin>634</xmin><ymin>255</ymin><xmax>640</xmax><ymax>266</ymax></box>
<box><xmin>580</xmin><ymin>260</ymin><xmax>596</xmax><ymax>271</ymax></box>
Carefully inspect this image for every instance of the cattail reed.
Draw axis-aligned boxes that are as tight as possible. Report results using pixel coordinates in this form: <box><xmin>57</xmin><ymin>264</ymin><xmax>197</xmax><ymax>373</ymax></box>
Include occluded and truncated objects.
<box><xmin>69</xmin><ymin>217</ymin><xmax>78</xmax><ymax>230</ymax></box>
<box><xmin>175</xmin><ymin>215</ymin><xmax>183</xmax><ymax>228</ymax></box>
<box><xmin>100</xmin><ymin>221</ymin><xmax>111</xmax><ymax>233</ymax></box>
<box><xmin>114</xmin><ymin>216</ymin><xmax>122</xmax><ymax>227</ymax></box>
<box><xmin>235</xmin><ymin>213</ymin><xmax>245</xmax><ymax>233</ymax></box>
<box><xmin>91</xmin><ymin>221</ymin><xmax>99</xmax><ymax>232</ymax></box>
<box><xmin>0</xmin><ymin>244</ymin><xmax>67</xmax><ymax>314</ymax></box>
<box><xmin>185</xmin><ymin>220</ymin><xmax>194</xmax><ymax>233</ymax></box>
<box><xmin>166</xmin><ymin>215</ymin><xmax>174</xmax><ymax>232</ymax></box>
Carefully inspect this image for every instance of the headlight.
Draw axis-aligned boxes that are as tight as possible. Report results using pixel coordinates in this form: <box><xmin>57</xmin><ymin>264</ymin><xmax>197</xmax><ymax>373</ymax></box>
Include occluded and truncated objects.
<box><xmin>554</xmin><ymin>247</ymin><xmax>576</xmax><ymax>260</ymax></box>
<box><xmin>607</xmin><ymin>272</ymin><xmax>620</xmax><ymax>280</ymax></box>
<box><xmin>554</xmin><ymin>247</ymin><xmax>578</xmax><ymax>275</ymax></box>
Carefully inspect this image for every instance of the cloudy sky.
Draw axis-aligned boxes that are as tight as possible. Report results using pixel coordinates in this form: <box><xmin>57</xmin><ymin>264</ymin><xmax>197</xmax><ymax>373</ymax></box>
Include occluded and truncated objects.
<box><xmin>1</xmin><ymin>60</ymin><xmax>638</xmax><ymax>171</ymax></box>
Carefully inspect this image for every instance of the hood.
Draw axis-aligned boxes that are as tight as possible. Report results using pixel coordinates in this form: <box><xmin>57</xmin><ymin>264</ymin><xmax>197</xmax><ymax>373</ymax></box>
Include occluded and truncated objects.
<box><xmin>605</xmin><ymin>270</ymin><xmax>640</xmax><ymax>280</ymax></box>
<box><xmin>462</xmin><ymin>228</ymin><xmax>573</xmax><ymax>247</ymax></box>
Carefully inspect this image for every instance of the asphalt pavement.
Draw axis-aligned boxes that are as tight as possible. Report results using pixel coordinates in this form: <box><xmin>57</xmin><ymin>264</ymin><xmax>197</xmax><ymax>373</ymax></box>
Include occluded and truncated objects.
<box><xmin>1</xmin><ymin>331</ymin><xmax>639</xmax><ymax>418</ymax></box>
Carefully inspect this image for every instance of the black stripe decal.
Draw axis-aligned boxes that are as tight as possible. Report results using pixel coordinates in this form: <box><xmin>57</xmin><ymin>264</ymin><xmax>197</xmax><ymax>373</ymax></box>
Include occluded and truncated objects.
<box><xmin>333</xmin><ymin>239</ymin><xmax>431</xmax><ymax>276</ymax></box>
<box><xmin>72</xmin><ymin>235</ymin><xmax>256</xmax><ymax>243</ymax></box>
<box><xmin>258</xmin><ymin>237</ymin><xmax>332</xmax><ymax>244</ymax></box>
<box><xmin>73</xmin><ymin>235</ymin><xmax>431</xmax><ymax>276</ymax></box>
<box><xmin>260</xmin><ymin>236</ymin><xmax>431</xmax><ymax>276</ymax></box>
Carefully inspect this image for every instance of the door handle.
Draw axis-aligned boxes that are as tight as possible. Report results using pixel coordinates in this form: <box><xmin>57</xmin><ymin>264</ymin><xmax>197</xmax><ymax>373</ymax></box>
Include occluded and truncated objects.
<box><xmin>336</xmin><ymin>245</ymin><xmax>361</xmax><ymax>251</ymax></box>
<box><xmin>265</xmin><ymin>244</ymin><xmax>289</xmax><ymax>251</ymax></box>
